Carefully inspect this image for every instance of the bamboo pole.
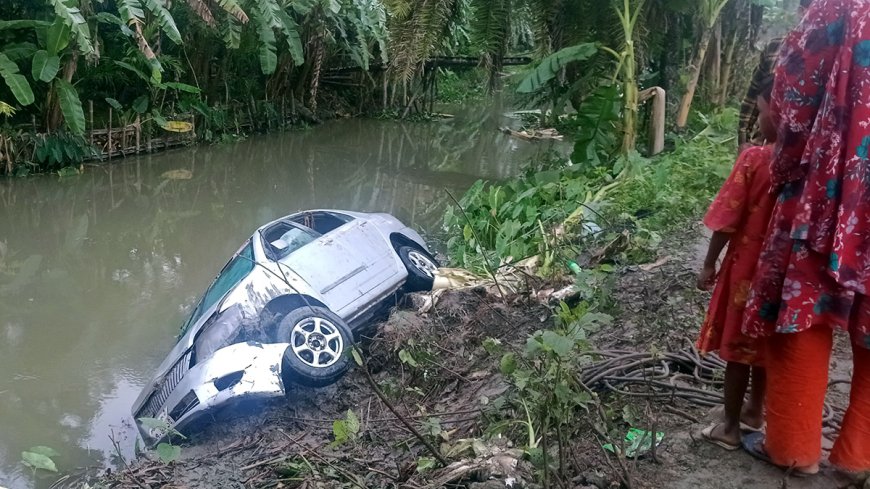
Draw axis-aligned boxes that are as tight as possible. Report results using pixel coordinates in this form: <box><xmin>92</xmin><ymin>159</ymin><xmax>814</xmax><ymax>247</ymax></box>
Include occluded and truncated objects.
<box><xmin>89</xmin><ymin>101</ymin><xmax>94</xmax><ymax>146</ymax></box>
<box><xmin>135</xmin><ymin>115</ymin><xmax>141</xmax><ymax>153</ymax></box>
<box><xmin>107</xmin><ymin>107</ymin><xmax>113</xmax><ymax>160</ymax></box>
<box><xmin>640</xmin><ymin>87</ymin><xmax>666</xmax><ymax>156</ymax></box>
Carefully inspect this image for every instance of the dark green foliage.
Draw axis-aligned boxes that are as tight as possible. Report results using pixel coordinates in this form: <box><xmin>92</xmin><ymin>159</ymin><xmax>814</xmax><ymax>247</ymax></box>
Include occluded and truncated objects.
<box><xmin>565</xmin><ymin>84</ymin><xmax>622</xmax><ymax>167</ymax></box>
<box><xmin>32</xmin><ymin>132</ymin><xmax>98</xmax><ymax>170</ymax></box>
<box><xmin>516</xmin><ymin>43</ymin><xmax>599</xmax><ymax>94</ymax></box>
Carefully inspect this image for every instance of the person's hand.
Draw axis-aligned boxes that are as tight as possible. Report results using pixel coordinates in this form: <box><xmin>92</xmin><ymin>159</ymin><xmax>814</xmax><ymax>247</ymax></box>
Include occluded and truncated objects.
<box><xmin>697</xmin><ymin>265</ymin><xmax>717</xmax><ymax>291</ymax></box>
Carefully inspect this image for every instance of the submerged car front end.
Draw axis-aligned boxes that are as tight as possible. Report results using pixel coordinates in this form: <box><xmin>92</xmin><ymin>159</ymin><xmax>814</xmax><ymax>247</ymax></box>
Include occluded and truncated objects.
<box><xmin>133</xmin><ymin>340</ymin><xmax>291</xmax><ymax>444</ymax></box>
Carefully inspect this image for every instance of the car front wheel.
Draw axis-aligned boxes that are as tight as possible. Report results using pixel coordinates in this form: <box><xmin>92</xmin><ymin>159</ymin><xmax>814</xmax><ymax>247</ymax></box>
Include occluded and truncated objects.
<box><xmin>277</xmin><ymin>306</ymin><xmax>353</xmax><ymax>388</ymax></box>
<box><xmin>397</xmin><ymin>245</ymin><xmax>438</xmax><ymax>291</ymax></box>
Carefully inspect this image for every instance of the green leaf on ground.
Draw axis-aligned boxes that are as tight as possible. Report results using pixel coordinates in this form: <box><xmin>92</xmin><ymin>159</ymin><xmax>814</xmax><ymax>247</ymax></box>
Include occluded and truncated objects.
<box><xmin>398</xmin><ymin>349</ymin><xmax>419</xmax><ymax>367</ymax></box>
<box><xmin>416</xmin><ymin>456</ymin><xmax>437</xmax><ymax>473</ymax></box>
<box><xmin>499</xmin><ymin>352</ymin><xmax>516</xmax><ymax>375</ymax></box>
<box><xmin>155</xmin><ymin>443</ymin><xmax>181</xmax><ymax>463</ymax></box>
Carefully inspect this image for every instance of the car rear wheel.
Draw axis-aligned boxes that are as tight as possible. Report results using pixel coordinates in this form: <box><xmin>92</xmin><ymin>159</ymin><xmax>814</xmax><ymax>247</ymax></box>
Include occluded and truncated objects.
<box><xmin>278</xmin><ymin>306</ymin><xmax>353</xmax><ymax>388</ymax></box>
<box><xmin>397</xmin><ymin>245</ymin><xmax>438</xmax><ymax>292</ymax></box>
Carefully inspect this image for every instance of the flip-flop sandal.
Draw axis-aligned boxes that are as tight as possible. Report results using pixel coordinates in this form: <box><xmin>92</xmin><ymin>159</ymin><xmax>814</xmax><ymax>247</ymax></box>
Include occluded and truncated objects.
<box><xmin>701</xmin><ymin>423</ymin><xmax>740</xmax><ymax>451</ymax></box>
<box><xmin>740</xmin><ymin>421</ymin><xmax>765</xmax><ymax>433</ymax></box>
<box><xmin>741</xmin><ymin>432</ymin><xmax>817</xmax><ymax>478</ymax></box>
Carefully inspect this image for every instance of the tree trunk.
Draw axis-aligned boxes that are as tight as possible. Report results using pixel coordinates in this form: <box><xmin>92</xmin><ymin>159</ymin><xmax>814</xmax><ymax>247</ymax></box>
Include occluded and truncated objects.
<box><xmin>47</xmin><ymin>51</ymin><xmax>79</xmax><ymax>132</ymax></box>
<box><xmin>676</xmin><ymin>26</ymin><xmax>714</xmax><ymax>128</ymax></box>
<box><xmin>709</xmin><ymin>21</ymin><xmax>721</xmax><ymax>94</ymax></box>
<box><xmin>718</xmin><ymin>23</ymin><xmax>739</xmax><ymax>107</ymax></box>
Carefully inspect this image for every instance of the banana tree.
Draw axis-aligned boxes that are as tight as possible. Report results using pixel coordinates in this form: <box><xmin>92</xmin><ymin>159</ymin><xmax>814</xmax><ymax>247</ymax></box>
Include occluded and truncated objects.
<box><xmin>0</xmin><ymin>15</ymin><xmax>87</xmax><ymax>135</ymax></box>
<box><xmin>611</xmin><ymin>0</ymin><xmax>644</xmax><ymax>154</ymax></box>
<box><xmin>675</xmin><ymin>0</ymin><xmax>729</xmax><ymax>128</ymax></box>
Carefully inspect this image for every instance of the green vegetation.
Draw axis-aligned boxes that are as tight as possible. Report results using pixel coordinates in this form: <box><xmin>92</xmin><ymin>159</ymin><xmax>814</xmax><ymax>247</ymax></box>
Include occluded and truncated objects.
<box><xmin>445</xmin><ymin>109</ymin><xmax>737</xmax><ymax>274</ymax></box>
<box><xmin>1</xmin><ymin>0</ymin><xmax>792</xmax><ymax>174</ymax></box>
<box><xmin>435</xmin><ymin>104</ymin><xmax>738</xmax><ymax>486</ymax></box>
<box><xmin>138</xmin><ymin>416</ymin><xmax>187</xmax><ymax>463</ymax></box>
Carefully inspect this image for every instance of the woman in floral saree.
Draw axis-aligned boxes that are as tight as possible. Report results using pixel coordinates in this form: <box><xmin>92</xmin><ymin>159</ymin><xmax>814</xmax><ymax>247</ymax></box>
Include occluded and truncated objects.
<box><xmin>741</xmin><ymin>0</ymin><xmax>870</xmax><ymax>475</ymax></box>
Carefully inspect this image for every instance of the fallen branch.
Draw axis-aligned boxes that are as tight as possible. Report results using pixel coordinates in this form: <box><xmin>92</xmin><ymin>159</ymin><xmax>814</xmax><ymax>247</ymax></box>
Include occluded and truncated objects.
<box><xmin>352</xmin><ymin>347</ymin><xmax>450</xmax><ymax>468</ymax></box>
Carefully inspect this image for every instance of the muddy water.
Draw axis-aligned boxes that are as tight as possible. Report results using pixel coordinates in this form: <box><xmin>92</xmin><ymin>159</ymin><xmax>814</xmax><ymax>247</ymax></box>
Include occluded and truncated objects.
<box><xmin>0</xmin><ymin>104</ymin><xmax>561</xmax><ymax>488</ymax></box>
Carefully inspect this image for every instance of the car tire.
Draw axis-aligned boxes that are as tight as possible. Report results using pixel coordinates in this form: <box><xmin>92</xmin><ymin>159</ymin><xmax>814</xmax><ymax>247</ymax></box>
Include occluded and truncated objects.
<box><xmin>397</xmin><ymin>245</ymin><xmax>438</xmax><ymax>292</ymax></box>
<box><xmin>277</xmin><ymin>306</ymin><xmax>353</xmax><ymax>388</ymax></box>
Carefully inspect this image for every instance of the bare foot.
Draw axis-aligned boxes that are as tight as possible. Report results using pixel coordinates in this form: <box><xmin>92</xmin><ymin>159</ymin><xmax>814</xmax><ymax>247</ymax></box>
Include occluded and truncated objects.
<box><xmin>793</xmin><ymin>463</ymin><xmax>820</xmax><ymax>476</ymax></box>
<box><xmin>703</xmin><ymin>422</ymin><xmax>741</xmax><ymax>449</ymax></box>
<box><xmin>739</xmin><ymin>410</ymin><xmax>764</xmax><ymax>431</ymax></box>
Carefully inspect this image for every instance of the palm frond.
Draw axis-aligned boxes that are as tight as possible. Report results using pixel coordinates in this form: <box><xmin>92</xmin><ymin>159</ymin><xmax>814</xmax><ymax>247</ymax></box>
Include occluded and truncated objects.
<box><xmin>388</xmin><ymin>0</ymin><xmax>458</xmax><ymax>82</ymax></box>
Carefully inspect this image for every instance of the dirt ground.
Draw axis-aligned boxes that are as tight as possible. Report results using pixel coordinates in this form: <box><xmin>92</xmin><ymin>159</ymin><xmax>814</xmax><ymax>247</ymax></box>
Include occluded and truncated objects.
<box><xmin>57</xmin><ymin>223</ymin><xmax>865</xmax><ymax>489</ymax></box>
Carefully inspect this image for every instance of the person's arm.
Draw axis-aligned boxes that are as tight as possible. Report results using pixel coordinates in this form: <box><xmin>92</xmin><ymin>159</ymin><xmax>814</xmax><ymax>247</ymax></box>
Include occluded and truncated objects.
<box><xmin>697</xmin><ymin>231</ymin><xmax>731</xmax><ymax>291</ymax></box>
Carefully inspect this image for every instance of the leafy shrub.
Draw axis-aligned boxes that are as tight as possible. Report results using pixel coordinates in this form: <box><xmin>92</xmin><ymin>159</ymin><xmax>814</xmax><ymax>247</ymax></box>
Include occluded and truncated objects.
<box><xmin>33</xmin><ymin>132</ymin><xmax>98</xmax><ymax>170</ymax></box>
<box><xmin>445</xmin><ymin>109</ymin><xmax>738</xmax><ymax>272</ymax></box>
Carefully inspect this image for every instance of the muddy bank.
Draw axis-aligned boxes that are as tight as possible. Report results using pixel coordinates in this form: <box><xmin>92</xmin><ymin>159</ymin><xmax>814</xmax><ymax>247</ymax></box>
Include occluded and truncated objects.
<box><xmin>55</xmin><ymin>225</ymin><xmax>864</xmax><ymax>489</ymax></box>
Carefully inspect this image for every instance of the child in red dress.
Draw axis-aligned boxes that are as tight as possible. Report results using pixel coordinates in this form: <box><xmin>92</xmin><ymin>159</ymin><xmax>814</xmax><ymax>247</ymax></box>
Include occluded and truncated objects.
<box><xmin>696</xmin><ymin>85</ymin><xmax>778</xmax><ymax>450</ymax></box>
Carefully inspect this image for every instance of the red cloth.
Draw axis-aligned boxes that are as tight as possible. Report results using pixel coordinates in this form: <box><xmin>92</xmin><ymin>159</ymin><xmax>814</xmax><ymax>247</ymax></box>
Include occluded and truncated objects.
<box><xmin>696</xmin><ymin>146</ymin><xmax>776</xmax><ymax>366</ymax></box>
<box><xmin>765</xmin><ymin>325</ymin><xmax>870</xmax><ymax>472</ymax></box>
<box><xmin>742</xmin><ymin>0</ymin><xmax>870</xmax><ymax>347</ymax></box>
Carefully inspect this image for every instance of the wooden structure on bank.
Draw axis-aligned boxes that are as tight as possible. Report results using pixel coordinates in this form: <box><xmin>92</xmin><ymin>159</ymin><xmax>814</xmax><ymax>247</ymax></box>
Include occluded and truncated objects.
<box><xmin>0</xmin><ymin>96</ymin><xmax>315</xmax><ymax>174</ymax></box>
<box><xmin>87</xmin><ymin>101</ymin><xmax>196</xmax><ymax>159</ymax></box>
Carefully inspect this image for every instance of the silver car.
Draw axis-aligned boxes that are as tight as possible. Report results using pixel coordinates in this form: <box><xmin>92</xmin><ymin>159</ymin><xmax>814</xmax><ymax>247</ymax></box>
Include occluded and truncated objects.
<box><xmin>131</xmin><ymin>210</ymin><xmax>438</xmax><ymax>444</ymax></box>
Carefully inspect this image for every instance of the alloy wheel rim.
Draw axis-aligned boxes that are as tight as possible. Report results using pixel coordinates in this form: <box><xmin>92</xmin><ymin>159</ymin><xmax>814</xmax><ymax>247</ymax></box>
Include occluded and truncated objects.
<box><xmin>408</xmin><ymin>251</ymin><xmax>437</xmax><ymax>278</ymax></box>
<box><xmin>290</xmin><ymin>317</ymin><xmax>344</xmax><ymax>368</ymax></box>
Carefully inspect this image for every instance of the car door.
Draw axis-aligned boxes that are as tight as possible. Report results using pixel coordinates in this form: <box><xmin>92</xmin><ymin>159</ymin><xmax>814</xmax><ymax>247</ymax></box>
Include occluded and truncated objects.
<box><xmin>275</xmin><ymin>223</ymin><xmax>367</xmax><ymax>315</ymax></box>
<box><xmin>324</xmin><ymin>218</ymin><xmax>402</xmax><ymax>309</ymax></box>
<box><xmin>279</xmin><ymin>219</ymin><xmax>399</xmax><ymax>317</ymax></box>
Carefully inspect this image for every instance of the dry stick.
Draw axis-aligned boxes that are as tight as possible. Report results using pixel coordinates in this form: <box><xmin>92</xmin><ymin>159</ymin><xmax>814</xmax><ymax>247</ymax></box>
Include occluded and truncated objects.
<box><xmin>577</xmin><ymin>379</ymin><xmax>634</xmax><ymax>489</ymax></box>
<box><xmin>355</xmin><ymin>349</ymin><xmax>449</xmax><ymax>468</ymax></box>
<box><xmin>108</xmin><ymin>430</ymin><xmax>148</xmax><ymax>489</ymax></box>
<box><xmin>277</xmin><ymin>429</ymin><xmax>367</xmax><ymax>489</ymax></box>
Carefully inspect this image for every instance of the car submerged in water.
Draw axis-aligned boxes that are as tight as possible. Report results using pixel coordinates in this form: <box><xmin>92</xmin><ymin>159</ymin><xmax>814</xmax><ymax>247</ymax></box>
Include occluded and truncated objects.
<box><xmin>131</xmin><ymin>210</ymin><xmax>438</xmax><ymax>444</ymax></box>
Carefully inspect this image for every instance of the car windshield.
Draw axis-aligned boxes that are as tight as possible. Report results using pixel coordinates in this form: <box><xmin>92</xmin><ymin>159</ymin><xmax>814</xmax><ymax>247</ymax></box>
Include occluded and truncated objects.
<box><xmin>180</xmin><ymin>241</ymin><xmax>255</xmax><ymax>335</ymax></box>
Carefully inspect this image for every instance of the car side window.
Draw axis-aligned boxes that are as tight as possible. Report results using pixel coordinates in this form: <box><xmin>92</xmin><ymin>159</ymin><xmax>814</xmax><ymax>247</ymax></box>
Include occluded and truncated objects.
<box><xmin>181</xmin><ymin>241</ymin><xmax>255</xmax><ymax>334</ymax></box>
<box><xmin>263</xmin><ymin>222</ymin><xmax>320</xmax><ymax>260</ymax></box>
<box><xmin>289</xmin><ymin>211</ymin><xmax>354</xmax><ymax>235</ymax></box>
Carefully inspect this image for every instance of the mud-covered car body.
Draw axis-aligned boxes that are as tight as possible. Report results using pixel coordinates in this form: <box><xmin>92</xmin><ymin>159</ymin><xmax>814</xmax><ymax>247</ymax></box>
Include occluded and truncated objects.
<box><xmin>131</xmin><ymin>210</ymin><xmax>435</xmax><ymax>444</ymax></box>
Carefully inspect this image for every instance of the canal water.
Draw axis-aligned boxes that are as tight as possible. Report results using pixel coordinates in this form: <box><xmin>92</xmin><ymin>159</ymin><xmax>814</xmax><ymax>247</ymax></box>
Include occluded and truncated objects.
<box><xmin>0</xmin><ymin>105</ymin><xmax>562</xmax><ymax>488</ymax></box>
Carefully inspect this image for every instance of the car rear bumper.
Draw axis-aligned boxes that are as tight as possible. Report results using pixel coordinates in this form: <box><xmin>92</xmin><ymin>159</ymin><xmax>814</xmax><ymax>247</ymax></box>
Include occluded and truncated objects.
<box><xmin>135</xmin><ymin>342</ymin><xmax>290</xmax><ymax>445</ymax></box>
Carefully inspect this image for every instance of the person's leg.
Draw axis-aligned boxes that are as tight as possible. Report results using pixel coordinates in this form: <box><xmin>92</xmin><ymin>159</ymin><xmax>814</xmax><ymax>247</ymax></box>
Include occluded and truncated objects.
<box><xmin>829</xmin><ymin>340</ymin><xmax>870</xmax><ymax>472</ymax></box>
<box><xmin>707</xmin><ymin>361</ymin><xmax>751</xmax><ymax>446</ymax></box>
<box><xmin>741</xmin><ymin>366</ymin><xmax>767</xmax><ymax>429</ymax></box>
<box><xmin>765</xmin><ymin>326</ymin><xmax>832</xmax><ymax>473</ymax></box>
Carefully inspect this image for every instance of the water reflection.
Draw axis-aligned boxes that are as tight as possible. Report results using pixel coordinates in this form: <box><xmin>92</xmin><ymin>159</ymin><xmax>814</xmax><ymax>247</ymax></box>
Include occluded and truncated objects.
<box><xmin>0</xmin><ymin>104</ymin><xmax>562</xmax><ymax>488</ymax></box>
